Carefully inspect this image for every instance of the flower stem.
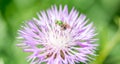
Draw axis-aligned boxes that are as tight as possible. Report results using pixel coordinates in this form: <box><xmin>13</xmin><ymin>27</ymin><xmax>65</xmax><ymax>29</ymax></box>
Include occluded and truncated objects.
<box><xmin>93</xmin><ymin>18</ymin><xmax>120</xmax><ymax>64</ymax></box>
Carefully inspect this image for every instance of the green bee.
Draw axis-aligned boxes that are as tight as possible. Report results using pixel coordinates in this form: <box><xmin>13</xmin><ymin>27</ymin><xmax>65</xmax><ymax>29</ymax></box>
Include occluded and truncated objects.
<box><xmin>55</xmin><ymin>20</ymin><xmax>64</xmax><ymax>26</ymax></box>
<box><xmin>55</xmin><ymin>20</ymin><xmax>70</xmax><ymax>30</ymax></box>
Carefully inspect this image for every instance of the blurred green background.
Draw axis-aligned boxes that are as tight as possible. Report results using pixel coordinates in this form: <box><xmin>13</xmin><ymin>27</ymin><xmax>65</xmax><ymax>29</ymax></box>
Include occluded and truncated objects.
<box><xmin>0</xmin><ymin>0</ymin><xmax>120</xmax><ymax>64</ymax></box>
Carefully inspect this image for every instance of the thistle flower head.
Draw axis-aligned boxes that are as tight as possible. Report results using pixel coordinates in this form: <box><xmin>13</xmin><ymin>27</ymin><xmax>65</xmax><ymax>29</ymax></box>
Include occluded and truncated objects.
<box><xmin>17</xmin><ymin>5</ymin><xmax>98</xmax><ymax>64</ymax></box>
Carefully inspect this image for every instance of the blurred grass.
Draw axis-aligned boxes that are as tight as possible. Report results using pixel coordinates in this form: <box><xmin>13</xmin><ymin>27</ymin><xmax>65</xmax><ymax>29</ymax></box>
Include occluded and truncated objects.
<box><xmin>0</xmin><ymin>0</ymin><xmax>120</xmax><ymax>64</ymax></box>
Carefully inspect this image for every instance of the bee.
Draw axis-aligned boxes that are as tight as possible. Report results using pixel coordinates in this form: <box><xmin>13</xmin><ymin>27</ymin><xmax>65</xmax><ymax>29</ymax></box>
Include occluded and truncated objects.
<box><xmin>55</xmin><ymin>20</ymin><xmax>70</xmax><ymax>30</ymax></box>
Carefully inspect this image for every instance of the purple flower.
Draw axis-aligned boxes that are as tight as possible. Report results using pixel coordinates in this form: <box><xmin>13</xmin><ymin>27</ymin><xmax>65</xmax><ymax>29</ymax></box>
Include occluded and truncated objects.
<box><xmin>17</xmin><ymin>5</ymin><xmax>98</xmax><ymax>64</ymax></box>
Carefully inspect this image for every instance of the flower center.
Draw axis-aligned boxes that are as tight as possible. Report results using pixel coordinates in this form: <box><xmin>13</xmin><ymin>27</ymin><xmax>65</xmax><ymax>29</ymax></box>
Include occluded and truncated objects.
<box><xmin>47</xmin><ymin>31</ymin><xmax>71</xmax><ymax>49</ymax></box>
